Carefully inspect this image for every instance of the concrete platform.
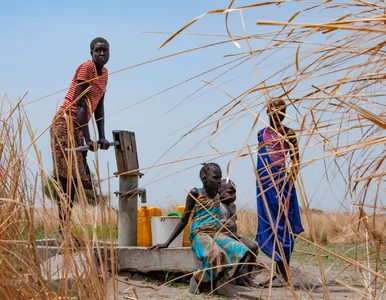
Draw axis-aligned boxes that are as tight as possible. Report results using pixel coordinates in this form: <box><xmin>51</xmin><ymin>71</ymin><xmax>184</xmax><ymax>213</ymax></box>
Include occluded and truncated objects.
<box><xmin>40</xmin><ymin>252</ymin><xmax>88</xmax><ymax>281</ymax></box>
<box><xmin>116</xmin><ymin>247</ymin><xmax>200</xmax><ymax>273</ymax></box>
<box><xmin>35</xmin><ymin>239</ymin><xmax>61</xmax><ymax>261</ymax></box>
<box><xmin>35</xmin><ymin>239</ymin><xmax>200</xmax><ymax>274</ymax></box>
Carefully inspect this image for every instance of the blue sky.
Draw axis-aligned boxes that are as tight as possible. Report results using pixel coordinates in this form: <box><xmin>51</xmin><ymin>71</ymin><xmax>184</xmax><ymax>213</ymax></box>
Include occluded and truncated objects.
<box><xmin>0</xmin><ymin>0</ymin><xmax>354</xmax><ymax>212</ymax></box>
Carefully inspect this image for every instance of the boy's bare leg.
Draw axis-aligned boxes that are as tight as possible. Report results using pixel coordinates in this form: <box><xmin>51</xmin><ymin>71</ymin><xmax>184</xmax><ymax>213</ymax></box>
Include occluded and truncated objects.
<box><xmin>239</xmin><ymin>237</ymin><xmax>260</xmax><ymax>288</ymax></box>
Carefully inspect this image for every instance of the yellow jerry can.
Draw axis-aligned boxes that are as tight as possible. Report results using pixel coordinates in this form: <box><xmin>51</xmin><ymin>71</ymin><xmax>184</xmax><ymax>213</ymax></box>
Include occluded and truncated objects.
<box><xmin>137</xmin><ymin>206</ymin><xmax>162</xmax><ymax>247</ymax></box>
<box><xmin>176</xmin><ymin>206</ymin><xmax>192</xmax><ymax>247</ymax></box>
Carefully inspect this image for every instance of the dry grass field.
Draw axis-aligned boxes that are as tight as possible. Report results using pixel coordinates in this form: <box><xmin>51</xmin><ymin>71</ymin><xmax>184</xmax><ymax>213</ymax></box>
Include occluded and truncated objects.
<box><xmin>31</xmin><ymin>204</ymin><xmax>385</xmax><ymax>246</ymax></box>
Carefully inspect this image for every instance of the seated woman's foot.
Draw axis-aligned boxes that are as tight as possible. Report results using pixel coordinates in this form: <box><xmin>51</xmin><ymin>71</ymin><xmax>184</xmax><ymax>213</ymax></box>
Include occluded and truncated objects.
<box><xmin>234</xmin><ymin>277</ymin><xmax>249</xmax><ymax>286</ymax></box>
<box><xmin>258</xmin><ymin>276</ymin><xmax>288</xmax><ymax>288</ymax></box>
<box><xmin>270</xmin><ymin>277</ymin><xmax>287</xmax><ymax>288</ymax></box>
<box><xmin>250</xmin><ymin>263</ymin><xmax>266</xmax><ymax>279</ymax></box>
<box><xmin>189</xmin><ymin>276</ymin><xmax>200</xmax><ymax>294</ymax></box>
<box><xmin>244</xmin><ymin>276</ymin><xmax>260</xmax><ymax>288</ymax></box>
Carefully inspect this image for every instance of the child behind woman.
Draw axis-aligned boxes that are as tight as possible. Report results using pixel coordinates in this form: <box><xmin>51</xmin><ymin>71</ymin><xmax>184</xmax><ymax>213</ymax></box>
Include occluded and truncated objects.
<box><xmin>219</xmin><ymin>179</ymin><xmax>260</xmax><ymax>287</ymax></box>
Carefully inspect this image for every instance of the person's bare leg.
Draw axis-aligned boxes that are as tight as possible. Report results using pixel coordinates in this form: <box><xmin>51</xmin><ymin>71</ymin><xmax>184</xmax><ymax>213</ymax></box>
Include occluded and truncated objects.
<box><xmin>258</xmin><ymin>259</ymin><xmax>289</xmax><ymax>288</ymax></box>
<box><xmin>57</xmin><ymin>176</ymin><xmax>69</xmax><ymax>240</ymax></box>
<box><xmin>231</xmin><ymin>251</ymin><xmax>254</xmax><ymax>287</ymax></box>
<box><xmin>189</xmin><ymin>276</ymin><xmax>200</xmax><ymax>294</ymax></box>
<box><xmin>243</xmin><ymin>274</ymin><xmax>260</xmax><ymax>288</ymax></box>
<box><xmin>276</xmin><ymin>260</ymin><xmax>289</xmax><ymax>283</ymax></box>
<box><xmin>239</xmin><ymin>237</ymin><xmax>260</xmax><ymax>288</ymax></box>
<box><xmin>189</xmin><ymin>268</ymin><xmax>222</xmax><ymax>295</ymax></box>
<box><xmin>234</xmin><ymin>276</ymin><xmax>249</xmax><ymax>286</ymax></box>
<box><xmin>57</xmin><ymin>176</ymin><xmax>78</xmax><ymax>246</ymax></box>
<box><xmin>211</xmin><ymin>270</ymin><xmax>226</xmax><ymax>294</ymax></box>
<box><xmin>190</xmin><ymin>270</ymin><xmax>224</xmax><ymax>295</ymax></box>
<box><xmin>258</xmin><ymin>274</ymin><xmax>278</xmax><ymax>287</ymax></box>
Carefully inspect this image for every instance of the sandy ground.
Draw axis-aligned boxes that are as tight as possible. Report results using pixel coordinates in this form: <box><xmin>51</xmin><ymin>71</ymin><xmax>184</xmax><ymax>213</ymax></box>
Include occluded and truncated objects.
<box><xmin>107</xmin><ymin>258</ymin><xmax>373</xmax><ymax>300</ymax></box>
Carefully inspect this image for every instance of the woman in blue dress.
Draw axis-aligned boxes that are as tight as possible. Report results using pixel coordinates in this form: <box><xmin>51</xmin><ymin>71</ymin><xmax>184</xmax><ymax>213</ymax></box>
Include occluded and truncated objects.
<box><xmin>256</xmin><ymin>99</ymin><xmax>304</xmax><ymax>285</ymax></box>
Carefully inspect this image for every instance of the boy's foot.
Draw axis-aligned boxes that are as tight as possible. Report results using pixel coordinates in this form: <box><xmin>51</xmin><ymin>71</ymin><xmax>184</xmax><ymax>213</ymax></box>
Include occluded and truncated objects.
<box><xmin>189</xmin><ymin>276</ymin><xmax>200</xmax><ymax>294</ymax></box>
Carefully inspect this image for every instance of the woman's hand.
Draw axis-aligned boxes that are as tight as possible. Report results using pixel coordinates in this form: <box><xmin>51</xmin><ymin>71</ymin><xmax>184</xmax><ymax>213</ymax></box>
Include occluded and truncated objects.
<box><xmin>86</xmin><ymin>139</ymin><xmax>98</xmax><ymax>152</ymax></box>
<box><xmin>97</xmin><ymin>138</ymin><xmax>111</xmax><ymax>150</ymax></box>
<box><xmin>148</xmin><ymin>243</ymin><xmax>169</xmax><ymax>250</ymax></box>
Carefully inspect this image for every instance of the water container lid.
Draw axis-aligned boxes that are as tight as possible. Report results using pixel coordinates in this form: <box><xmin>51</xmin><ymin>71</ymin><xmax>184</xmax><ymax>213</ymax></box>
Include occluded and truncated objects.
<box><xmin>167</xmin><ymin>212</ymin><xmax>182</xmax><ymax>217</ymax></box>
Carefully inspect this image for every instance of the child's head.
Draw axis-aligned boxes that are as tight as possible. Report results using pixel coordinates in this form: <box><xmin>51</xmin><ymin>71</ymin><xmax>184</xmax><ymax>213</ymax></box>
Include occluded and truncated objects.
<box><xmin>267</xmin><ymin>98</ymin><xmax>286</xmax><ymax>126</ymax></box>
<box><xmin>199</xmin><ymin>163</ymin><xmax>222</xmax><ymax>193</ymax></box>
<box><xmin>219</xmin><ymin>179</ymin><xmax>236</xmax><ymax>205</ymax></box>
<box><xmin>90</xmin><ymin>37</ymin><xmax>110</xmax><ymax>66</ymax></box>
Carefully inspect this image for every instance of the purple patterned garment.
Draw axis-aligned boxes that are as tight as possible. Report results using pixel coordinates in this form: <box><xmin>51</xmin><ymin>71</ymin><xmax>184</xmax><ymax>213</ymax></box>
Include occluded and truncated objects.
<box><xmin>262</xmin><ymin>127</ymin><xmax>289</xmax><ymax>169</ymax></box>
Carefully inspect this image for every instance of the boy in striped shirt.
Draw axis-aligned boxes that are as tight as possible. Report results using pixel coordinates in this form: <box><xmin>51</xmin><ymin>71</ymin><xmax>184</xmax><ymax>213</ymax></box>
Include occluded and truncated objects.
<box><xmin>50</xmin><ymin>37</ymin><xmax>110</xmax><ymax>243</ymax></box>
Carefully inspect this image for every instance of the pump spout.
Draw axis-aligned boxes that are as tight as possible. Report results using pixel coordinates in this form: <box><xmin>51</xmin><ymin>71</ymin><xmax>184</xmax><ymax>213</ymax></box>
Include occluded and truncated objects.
<box><xmin>138</xmin><ymin>188</ymin><xmax>147</xmax><ymax>204</ymax></box>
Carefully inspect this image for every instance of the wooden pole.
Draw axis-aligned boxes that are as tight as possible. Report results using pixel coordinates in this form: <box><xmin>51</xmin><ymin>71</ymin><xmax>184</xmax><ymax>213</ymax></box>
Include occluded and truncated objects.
<box><xmin>113</xmin><ymin>131</ymin><xmax>140</xmax><ymax>246</ymax></box>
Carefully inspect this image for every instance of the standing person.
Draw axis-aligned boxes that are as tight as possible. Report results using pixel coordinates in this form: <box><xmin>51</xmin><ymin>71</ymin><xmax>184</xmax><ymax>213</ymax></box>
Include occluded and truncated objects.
<box><xmin>255</xmin><ymin>99</ymin><xmax>304</xmax><ymax>286</ymax></box>
<box><xmin>50</xmin><ymin>37</ymin><xmax>111</xmax><ymax>243</ymax></box>
<box><xmin>219</xmin><ymin>179</ymin><xmax>260</xmax><ymax>287</ymax></box>
<box><xmin>150</xmin><ymin>163</ymin><xmax>252</xmax><ymax>294</ymax></box>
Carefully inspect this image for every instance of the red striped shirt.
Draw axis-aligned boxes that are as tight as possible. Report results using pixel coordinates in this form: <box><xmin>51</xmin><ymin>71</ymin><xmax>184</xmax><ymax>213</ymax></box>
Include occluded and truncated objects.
<box><xmin>55</xmin><ymin>60</ymin><xmax>108</xmax><ymax>125</ymax></box>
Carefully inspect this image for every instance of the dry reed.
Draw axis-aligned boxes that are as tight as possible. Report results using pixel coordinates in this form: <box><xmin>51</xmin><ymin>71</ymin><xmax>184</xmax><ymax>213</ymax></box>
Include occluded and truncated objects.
<box><xmin>28</xmin><ymin>204</ymin><xmax>386</xmax><ymax>246</ymax></box>
<box><xmin>237</xmin><ymin>209</ymin><xmax>386</xmax><ymax>244</ymax></box>
<box><xmin>147</xmin><ymin>0</ymin><xmax>386</xmax><ymax>297</ymax></box>
<box><xmin>1</xmin><ymin>0</ymin><xmax>386</xmax><ymax>298</ymax></box>
<box><xmin>0</xmin><ymin>95</ymin><xmax>117</xmax><ymax>299</ymax></box>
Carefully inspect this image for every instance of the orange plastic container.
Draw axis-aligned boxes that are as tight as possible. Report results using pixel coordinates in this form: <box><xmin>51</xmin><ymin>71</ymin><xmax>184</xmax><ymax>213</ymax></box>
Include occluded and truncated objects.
<box><xmin>137</xmin><ymin>206</ymin><xmax>162</xmax><ymax>247</ymax></box>
<box><xmin>176</xmin><ymin>206</ymin><xmax>192</xmax><ymax>247</ymax></box>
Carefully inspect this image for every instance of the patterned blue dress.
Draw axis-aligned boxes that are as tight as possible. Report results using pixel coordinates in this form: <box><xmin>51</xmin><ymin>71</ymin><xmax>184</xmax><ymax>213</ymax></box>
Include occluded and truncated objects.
<box><xmin>256</xmin><ymin>128</ymin><xmax>304</xmax><ymax>262</ymax></box>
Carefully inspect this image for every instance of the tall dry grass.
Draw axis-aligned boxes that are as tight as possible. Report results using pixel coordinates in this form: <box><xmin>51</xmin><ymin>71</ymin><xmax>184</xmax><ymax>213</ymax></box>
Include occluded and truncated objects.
<box><xmin>1</xmin><ymin>0</ymin><xmax>386</xmax><ymax>298</ymax></box>
<box><xmin>31</xmin><ymin>204</ymin><xmax>386</xmax><ymax>246</ymax></box>
<box><xmin>0</xmin><ymin>95</ymin><xmax>117</xmax><ymax>299</ymax></box>
<box><xmin>237</xmin><ymin>209</ymin><xmax>386</xmax><ymax>244</ymax></box>
<box><xmin>33</xmin><ymin>205</ymin><xmax>117</xmax><ymax>238</ymax></box>
<box><xmin>147</xmin><ymin>0</ymin><xmax>386</xmax><ymax>297</ymax></box>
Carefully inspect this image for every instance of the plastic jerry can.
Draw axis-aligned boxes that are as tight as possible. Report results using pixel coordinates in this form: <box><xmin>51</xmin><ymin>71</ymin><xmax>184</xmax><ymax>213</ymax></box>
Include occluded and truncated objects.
<box><xmin>137</xmin><ymin>206</ymin><xmax>162</xmax><ymax>247</ymax></box>
<box><xmin>176</xmin><ymin>206</ymin><xmax>192</xmax><ymax>247</ymax></box>
<box><xmin>151</xmin><ymin>216</ymin><xmax>183</xmax><ymax>248</ymax></box>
